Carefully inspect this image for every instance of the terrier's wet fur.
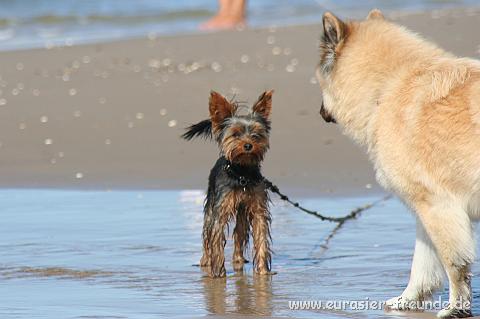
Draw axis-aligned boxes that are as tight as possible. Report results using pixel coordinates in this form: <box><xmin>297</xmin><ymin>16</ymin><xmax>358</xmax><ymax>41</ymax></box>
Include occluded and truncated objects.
<box><xmin>182</xmin><ymin>90</ymin><xmax>274</xmax><ymax>277</ymax></box>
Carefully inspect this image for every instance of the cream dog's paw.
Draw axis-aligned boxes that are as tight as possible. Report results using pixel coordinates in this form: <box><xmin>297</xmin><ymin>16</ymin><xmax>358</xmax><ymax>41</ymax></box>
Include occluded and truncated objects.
<box><xmin>385</xmin><ymin>295</ymin><xmax>423</xmax><ymax>311</ymax></box>
<box><xmin>437</xmin><ymin>306</ymin><xmax>472</xmax><ymax>318</ymax></box>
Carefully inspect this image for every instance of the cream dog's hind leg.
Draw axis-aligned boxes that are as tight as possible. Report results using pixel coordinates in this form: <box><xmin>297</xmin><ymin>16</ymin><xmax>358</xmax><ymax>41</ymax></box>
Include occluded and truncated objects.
<box><xmin>416</xmin><ymin>201</ymin><xmax>474</xmax><ymax>318</ymax></box>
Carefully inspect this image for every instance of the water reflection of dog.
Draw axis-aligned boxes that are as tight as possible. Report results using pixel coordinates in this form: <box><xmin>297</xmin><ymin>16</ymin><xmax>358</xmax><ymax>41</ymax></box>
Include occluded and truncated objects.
<box><xmin>202</xmin><ymin>269</ymin><xmax>272</xmax><ymax>315</ymax></box>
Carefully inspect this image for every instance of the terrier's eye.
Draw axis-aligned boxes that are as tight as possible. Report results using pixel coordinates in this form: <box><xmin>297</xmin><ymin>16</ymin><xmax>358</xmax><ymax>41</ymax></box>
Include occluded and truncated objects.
<box><xmin>232</xmin><ymin>132</ymin><xmax>242</xmax><ymax>138</ymax></box>
<box><xmin>251</xmin><ymin>133</ymin><xmax>261</xmax><ymax>140</ymax></box>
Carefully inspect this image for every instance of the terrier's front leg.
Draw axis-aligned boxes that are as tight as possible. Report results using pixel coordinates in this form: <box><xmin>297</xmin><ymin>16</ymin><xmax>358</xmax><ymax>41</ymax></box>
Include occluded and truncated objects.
<box><xmin>233</xmin><ymin>209</ymin><xmax>250</xmax><ymax>270</ymax></box>
<box><xmin>208</xmin><ymin>216</ymin><xmax>228</xmax><ymax>278</ymax></box>
<box><xmin>208</xmin><ymin>192</ymin><xmax>237</xmax><ymax>278</ymax></box>
<box><xmin>248</xmin><ymin>192</ymin><xmax>272</xmax><ymax>275</ymax></box>
<box><xmin>200</xmin><ymin>205</ymin><xmax>214</xmax><ymax>267</ymax></box>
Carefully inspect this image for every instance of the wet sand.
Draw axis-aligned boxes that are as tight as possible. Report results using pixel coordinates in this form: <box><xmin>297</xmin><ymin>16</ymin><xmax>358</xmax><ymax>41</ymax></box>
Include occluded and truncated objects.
<box><xmin>0</xmin><ymin>8</ymin><xmax>478</xmax><ymax>195</ymax></box>
<box><xmin>3</xmin><ymin>189</ymin><xmax>478</xmax><ymax>319</ymax></box>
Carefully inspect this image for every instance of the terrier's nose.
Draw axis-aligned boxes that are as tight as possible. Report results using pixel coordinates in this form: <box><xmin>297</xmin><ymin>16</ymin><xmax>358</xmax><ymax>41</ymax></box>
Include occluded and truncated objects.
<box><xmin>244</xmin><ymin>143</ymin><xmax>253</xmax><ymax>151</ymax></box>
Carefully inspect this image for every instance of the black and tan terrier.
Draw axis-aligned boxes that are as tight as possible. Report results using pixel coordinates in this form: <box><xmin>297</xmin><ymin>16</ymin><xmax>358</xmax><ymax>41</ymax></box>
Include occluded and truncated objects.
<box><xmin>182</xmin><ymin>90</ymin><xmax>274</xmax><ymax>278</ymax></box>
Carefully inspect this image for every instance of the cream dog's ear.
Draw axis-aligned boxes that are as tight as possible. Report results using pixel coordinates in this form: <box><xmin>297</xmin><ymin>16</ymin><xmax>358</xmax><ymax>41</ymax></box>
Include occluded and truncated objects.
<box><xmin>322</xmin><ymin>12</ymin><xmax>347</xmax><ymax>45</ymax></box>
<box><xmin>367</xmin><ymin>9</ymin><xmax>384</xmax><ymax>20</ymax></box>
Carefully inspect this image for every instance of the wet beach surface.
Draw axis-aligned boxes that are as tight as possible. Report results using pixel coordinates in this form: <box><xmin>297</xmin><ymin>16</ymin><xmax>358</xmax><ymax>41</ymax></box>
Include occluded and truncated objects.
<box><xmin>1</xmin><ymin>190</ymin><xmax>479</xmax><ymax>318</ymax></box>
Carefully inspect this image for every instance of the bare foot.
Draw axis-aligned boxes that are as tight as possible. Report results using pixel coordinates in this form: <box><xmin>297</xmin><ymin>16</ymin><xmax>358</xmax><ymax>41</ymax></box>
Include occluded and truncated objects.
<box><xmin>200</xmin><ymin>14</ymin><xmax>245</xmax><ymax>30</ymax></box>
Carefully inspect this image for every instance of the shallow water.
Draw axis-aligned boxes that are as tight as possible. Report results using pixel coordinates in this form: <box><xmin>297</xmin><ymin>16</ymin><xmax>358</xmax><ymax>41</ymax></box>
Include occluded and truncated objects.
<box><xmin>0</xmin><ymin>189</ymin><xmax>479</xmax><ymax>318</ymax></box>
<box><xmin>0</xmin><ymin>0</ymin><xmax>479</xmax><ymax>50</ymax></box>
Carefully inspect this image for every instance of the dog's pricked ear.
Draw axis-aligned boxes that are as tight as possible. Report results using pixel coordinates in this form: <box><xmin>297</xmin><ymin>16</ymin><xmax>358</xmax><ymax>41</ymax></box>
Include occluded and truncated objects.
<box><xmin>323</xmin><ymin>12</ymin><xmax>347</xmax><ymax>45</ymax></box>
<box><xmin>252</xmin><ymin>90</ymin><xmax>273</xmax><ymax>119</ymax></box>
<box><xmin>367</xmin><ymin>9</ymin><xmax>384</xmax><ymax>20</ymax></box>
<box><xmin>209</xmin><ymin>91</ymin><xmax>235</xmax><ymax>132</ymax></box>
<box><xmin>319</xmin><ymin>12</ymin><xmax>349</xmax><ymax>74</ymax></box>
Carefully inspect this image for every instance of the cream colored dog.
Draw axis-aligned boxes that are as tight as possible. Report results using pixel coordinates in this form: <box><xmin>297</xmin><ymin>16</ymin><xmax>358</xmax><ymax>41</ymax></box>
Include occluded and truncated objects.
<box><xmin>316</xmin><ymin>9</ymin><xmax>480</xmax><ymax>318</ymax></box>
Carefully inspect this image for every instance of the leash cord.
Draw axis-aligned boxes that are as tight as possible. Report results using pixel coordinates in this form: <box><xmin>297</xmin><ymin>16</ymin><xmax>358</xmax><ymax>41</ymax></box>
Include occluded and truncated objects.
<box><xmin>263</xmin><ymin>178</ymin><xmax>392</xmax><ymax>224</ymax></box>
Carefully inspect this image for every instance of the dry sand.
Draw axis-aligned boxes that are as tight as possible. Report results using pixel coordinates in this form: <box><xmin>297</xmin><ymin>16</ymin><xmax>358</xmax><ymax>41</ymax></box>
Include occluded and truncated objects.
<box><xmin>0</xmin><ymin>8</ymin><xmax>479</xmax><ymax>196</ymax></box>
